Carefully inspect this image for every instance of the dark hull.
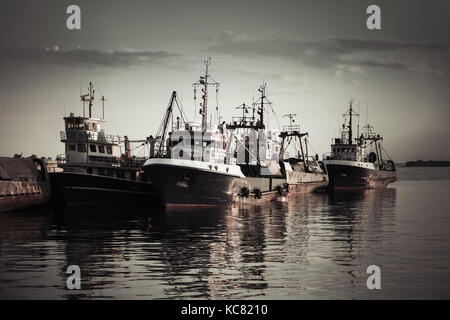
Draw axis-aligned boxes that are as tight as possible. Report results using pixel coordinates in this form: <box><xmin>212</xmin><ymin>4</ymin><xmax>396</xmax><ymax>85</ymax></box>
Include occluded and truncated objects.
<box><xmin>145</xmin><ymin>164</ymin><xmax>236</xmax><ymax>206</ymax></box>
<box><xmin>49</xmin><ymin>172</ymin><xmax>160</xmax><ymax>209</ymax></box>
<box><xmin>144</xmin><ymin>164</ymin><xmax>287</xmax><ymax>207</ymax></box>
<box><xmin>326</xmin><ymin>164</ymin><xmax>396</xmax><ymax>189</ymax></box>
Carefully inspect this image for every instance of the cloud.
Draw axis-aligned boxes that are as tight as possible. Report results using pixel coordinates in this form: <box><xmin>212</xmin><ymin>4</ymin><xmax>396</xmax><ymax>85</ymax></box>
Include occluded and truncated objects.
<box><xmin>332</xmin><ymin>38</ymin><xmax>449</xmax><ymax>52</ymax></box>
<box><xmin>0</xmin><ymin>46</ymin><xmax>184</xmax><ymax>68</ymax></box>
<box><xmin>209</xmin><ymin>31</ymin><xmax>449</xmax><ymax>76</ymax></box>
<box><xmin>338</xmin><ymin>59</ymin><xmax>411</xmax><ymax>70</ymax></box>
<box><xmin>237</xmin><ymin>70</ymin><xmax>305</xmax><ymax>87</ymax></box>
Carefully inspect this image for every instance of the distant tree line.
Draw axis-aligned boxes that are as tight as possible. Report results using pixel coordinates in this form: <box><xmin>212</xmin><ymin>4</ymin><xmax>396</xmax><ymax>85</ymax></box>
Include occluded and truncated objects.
<box><xmin>406</xmin><ymin>160</ymin><xmax>450</xmax><ymax>167</ymax></box>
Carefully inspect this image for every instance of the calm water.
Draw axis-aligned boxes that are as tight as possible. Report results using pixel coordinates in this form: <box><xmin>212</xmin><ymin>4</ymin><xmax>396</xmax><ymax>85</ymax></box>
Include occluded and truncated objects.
<box><xmin>1</xmin><ymin>167</ymin><xmax>449</xmax><ymax>299</ymax></box>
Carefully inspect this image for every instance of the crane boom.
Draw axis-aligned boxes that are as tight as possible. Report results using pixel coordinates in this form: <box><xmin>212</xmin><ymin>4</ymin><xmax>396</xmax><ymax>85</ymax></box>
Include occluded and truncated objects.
<box><xmin>156</xmin><ymin>91</ymin><xmax>177</xmax><ymax>154</ymax></box>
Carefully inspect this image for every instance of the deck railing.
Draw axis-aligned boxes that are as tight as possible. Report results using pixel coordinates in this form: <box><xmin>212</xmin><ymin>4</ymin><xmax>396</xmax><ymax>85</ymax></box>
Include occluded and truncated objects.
<box><xmin>322</xmin><ymin>152</ymin><xmax>357</xmax><ymax>161</ymax></box>
<box><xmin>56</xmin><ymin>153</ymin><xmax>146</xmax><ymax>169</ymax></box>
<box><xmin>282</xmin><ymin>125</ymin><xmax>302</xmax><ymax>133</ymax></box>
<box><xmin>60</xmin><ymin>131</ymin><xmax>121</xmax><ymax>144</ymax></box>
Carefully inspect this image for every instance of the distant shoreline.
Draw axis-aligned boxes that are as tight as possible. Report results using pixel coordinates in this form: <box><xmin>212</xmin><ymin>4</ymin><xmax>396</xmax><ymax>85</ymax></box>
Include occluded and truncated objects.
<box><xmin>404</xmin><ymin>160</ymin><xmax>450</xmax><ymax>167</ymax></box>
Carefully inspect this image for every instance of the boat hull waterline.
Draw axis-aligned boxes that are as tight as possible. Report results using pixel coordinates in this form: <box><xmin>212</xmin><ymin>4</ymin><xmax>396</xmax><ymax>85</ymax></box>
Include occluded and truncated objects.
<box><xmin>325</xmin><ymin>161</ymin><xmax>396</xmax><ymax>190</ymax></box>
<box><xmin>49</xmin><ymin>172</ymin><xmax>160</xmax><ymax>209</ymax></box>
<box><xmin>144</xmin><ymin>159</ymin><xmax>288</xmax><ymax>207</ymax></box>
<box><xmin>144</xmin><ymin>159</ymin><xmax>329</xmax><ymax>207</ymax></box>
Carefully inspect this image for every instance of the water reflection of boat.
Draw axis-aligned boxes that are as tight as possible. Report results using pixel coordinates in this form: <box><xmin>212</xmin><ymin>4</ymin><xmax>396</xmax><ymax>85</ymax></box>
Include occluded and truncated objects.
<box><xmin>48</xmin><ymin>204</ymin><xmax>269</xmax><ymax>299</ymax></box>
<box><xmin>153</xmin><ymin>205</ymin><xmax>269</xmax><ymax>298</ymax></box>
<box><xmin>0</xmin><ymin>184</ymin><xmax>399</xmax><ymax>299</ymax></box>
<box><xmin>0</xmin><ymin>209</ymin><xmax>50</xmax><ymax>241</ymax></box>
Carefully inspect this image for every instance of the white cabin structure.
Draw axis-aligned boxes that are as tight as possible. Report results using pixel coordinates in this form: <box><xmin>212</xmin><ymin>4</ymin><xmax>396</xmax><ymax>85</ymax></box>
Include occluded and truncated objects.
<box><xmin>56</xmin><ymin>82</ymin><xmax>145</xmax><ymax>181</ymax></box>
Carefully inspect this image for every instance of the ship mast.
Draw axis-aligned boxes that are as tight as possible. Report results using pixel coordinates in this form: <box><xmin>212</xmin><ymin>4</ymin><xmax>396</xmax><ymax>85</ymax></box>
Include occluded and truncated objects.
<box><xmin>253</xmin><ymin>83</ymin><xmax>272</xmax><ymax>129</ymax></box>
<box><xmin>101</xmin><ymin>95</ymin><xmax>106</xmax><ymax>120</ymax></box>
<box><xmin>202</xmin><ymin>57</ymin><xmax>209</xmax><ymax>131</ymax></box>
<box><xmin>348</xmin><ymin>98</ymin><xmax>353</xmax><ymax>144</ymax></box>
<box><xmin>80</xmin><ymin>82</ymin><xmax>95</xmax><ymax>118</ymax></box>
<box><xmin>259</xmin><ymin>84</ymin><xmax>265</xmax><ymax>127</ymax></box>
<box><xmin>284</xmin><ymin>113</ymin><xmax>297</xmax><ymax>127</ymax></box>
<box><xmin>342</xmin><ymin>98</ymin><xmax>359</xmax><ymax>145</ymax></box>
<box><xmin>193</xmin><ymin>56</ymin><xmax>219</xmax><ymax>132</ymax></box>
<box><xmin>88</xmin><ymin>82</ymin><xmax>95</xmax><ymax>118</ymax></box>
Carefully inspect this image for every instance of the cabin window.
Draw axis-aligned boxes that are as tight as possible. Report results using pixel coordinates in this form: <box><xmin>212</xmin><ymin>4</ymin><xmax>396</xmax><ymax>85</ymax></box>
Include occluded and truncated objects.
<box><xmin>89</xmin><ymin>145</ymin><xmax>97</xmax><ymax>152</ymax></box>
<box><xmin>68</xmin><ymin>144</ymin><xmax>76</xmax><ymax>151</ymax></box>
<box><xmin>77</xmin><ymin>143</ymin><xmax>87</xmax><ymax>153</ymax></box>
<box><xmin>98</xmin><ymin>146</ymin><xmax>105</xmax><ymax>153</ymax></box>
<box><xmin>106</xmin><ymin>146</ymin><xmax>112</xmax><ymax>154</ymax></box>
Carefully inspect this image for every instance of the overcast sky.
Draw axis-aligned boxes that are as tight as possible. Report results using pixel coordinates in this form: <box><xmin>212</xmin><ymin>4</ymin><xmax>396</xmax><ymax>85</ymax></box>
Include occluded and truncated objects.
<box><xmin>1</xmin><ymin>0</ymin><xmax>449</xmax><ymax>162</ymax></box>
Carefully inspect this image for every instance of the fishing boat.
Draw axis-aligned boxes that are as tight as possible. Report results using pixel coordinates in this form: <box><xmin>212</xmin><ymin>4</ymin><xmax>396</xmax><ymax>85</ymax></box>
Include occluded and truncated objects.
<box><xmin>144</xmin><ymin>57</ymin><xmax>327</xmax><ymax>207</ymax></box>
<box><xmin>49</xmin><ymin>82</ymin><xmax>159</xmax><ymax>208</ymax></box>
<box><xmin>278</xmin><ymin>114</ymin><xmax>328</xmax><ymax>192</ymax></box>
<box><xmin>323</xmin><ymin>99</ymin><xmax>397</xmax><ymax>189</ymax></box>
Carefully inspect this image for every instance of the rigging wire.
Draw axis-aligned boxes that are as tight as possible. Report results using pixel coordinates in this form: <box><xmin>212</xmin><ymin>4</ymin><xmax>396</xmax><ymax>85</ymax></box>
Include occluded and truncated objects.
<box><xmin>193</xmin><ymin>87</ymin><xmax>197</xmax><ymax>122</ymax></box>
<box><xmin>174</xmin><ymin>96</ymin><xmax>187</xmax><ymax>123</ymax></box>
<box><xmin>285</xmin><ymin>136</ymin><xmax>294</xmax><ymax>157</ymax></box>
<box><xmin>306</xmin><ymin>139</ymin><xmax>318</xmax><ymax>157</ymax></box>
<box><xmin>228</xmin><ymin>130</ymin><xmax>265</xmax><ymax>167</ymax></box>
<box><xmin>215</xmin><ymin>86</ymin><xmax>220</xmax><ymax>125</ymax></box>
<box><xmin>93</xmin><ymin>81</ymin><xmax>104</xmax><ymax>98</ymax></box>
<box><xmin>270</xmin><ymin>104</ymin><xmax>281</xmax><ymax>131</ymax></box>
<box><xmin>380</xmin><ymin>144</ymin><xmax>394</xmax><ymax>161</ymax></box>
